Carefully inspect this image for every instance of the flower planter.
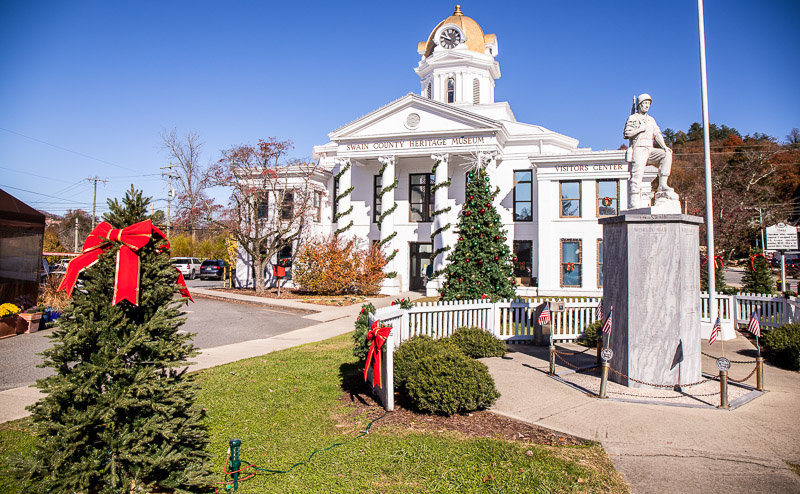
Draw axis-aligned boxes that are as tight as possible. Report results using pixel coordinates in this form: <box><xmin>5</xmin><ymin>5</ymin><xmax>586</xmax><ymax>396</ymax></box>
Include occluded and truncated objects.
<box><xmin>19</xmin><ymin>312</ymin><xmax>43</xmax><ymax>333</ymax></box>
<box><xmin>0</xmin><ymin>315</ymin><xmax>20</xmax><ymax>337</ymax></box>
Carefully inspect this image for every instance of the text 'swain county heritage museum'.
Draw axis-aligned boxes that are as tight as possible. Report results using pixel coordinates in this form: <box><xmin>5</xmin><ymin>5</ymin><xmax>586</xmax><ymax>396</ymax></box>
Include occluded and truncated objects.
<box><xmin>236</xmin><ymin>6</ymin><xmax>656</xmax><ymax>297</ymax></box>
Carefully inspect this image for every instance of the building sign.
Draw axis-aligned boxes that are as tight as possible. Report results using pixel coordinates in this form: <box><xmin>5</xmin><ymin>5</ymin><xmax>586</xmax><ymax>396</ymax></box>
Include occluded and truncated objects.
<box><xmin>766</xmin><ymin>222</ymin><xmax>798</xmax><ymax>250</ymax></box>
<box><xmin>554</xmin><ymin>164</ymin><xmax>625</xmax><ymax>172</ymax></box>
<box><xmin>340</xmin><ymin>136</ymin><xmax>493</xmax><ymax>153</ymax></box>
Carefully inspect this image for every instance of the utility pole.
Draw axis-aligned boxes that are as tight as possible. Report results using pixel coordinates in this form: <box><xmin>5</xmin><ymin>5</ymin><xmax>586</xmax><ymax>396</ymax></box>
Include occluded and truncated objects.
<box><xmin>85</xmin><ymin>176</ymin><xmax>107</xmax><ymax>230</ymax></box>
<box><xmin>745</xmin><ymin>206</ymin><xmax>766</xmax><ymax>251</ymax></box>
<box><xmin>74</xmin><ymin>217</ymin><xmax>79</xmax><ymax>253</ymax></box>
<box><xmin>161</xmin><ymin>164</ymin><xmax>176</xmax><ymax>237</ymax></box>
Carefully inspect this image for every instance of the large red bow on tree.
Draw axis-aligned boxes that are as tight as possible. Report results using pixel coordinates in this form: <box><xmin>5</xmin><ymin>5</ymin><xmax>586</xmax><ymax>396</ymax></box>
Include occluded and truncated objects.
<box><xmin>58</xmin><ymin>220</ymin><xmax>193</xmax><ymax>306</ymax></box>
<box><xmin>363</xmin><ymin>320</ymin><xmax>392</xmax><ymax>388</ymax></box>
<box><xmin>749</xmin><ymin>254</ymin><xmax>769</xmax><ymax>272</ymax></box>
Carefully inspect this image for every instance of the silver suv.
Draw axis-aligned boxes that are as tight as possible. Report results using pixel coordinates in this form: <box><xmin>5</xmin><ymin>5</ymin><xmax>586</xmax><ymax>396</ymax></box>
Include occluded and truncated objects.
<box><xmin>171</xmin><ymin>257</ymin><xmax>201</xmax><ymax>280</ymax></box>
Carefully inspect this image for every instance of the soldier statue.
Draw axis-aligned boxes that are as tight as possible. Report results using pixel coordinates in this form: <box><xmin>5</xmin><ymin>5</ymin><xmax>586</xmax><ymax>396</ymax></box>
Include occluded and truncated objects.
<box><xmin>623</xmin><ymin>93</ymin><xmax>678</xmax><ymax>209</ymax></box>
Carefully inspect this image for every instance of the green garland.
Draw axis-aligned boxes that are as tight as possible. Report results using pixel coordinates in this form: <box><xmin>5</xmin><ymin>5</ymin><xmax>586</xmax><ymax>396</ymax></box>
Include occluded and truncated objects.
<box><xmin>333</xmin><ymin>161</ymin><xmax>353</xmax><ymax>234</ymax></box>
<box><xmin>377</xmin><ymin>203</ymin><xmax>397</xmax><ymax>228</ymax></box>
<box><xmin>428</xmin><ymin>159</ymin><xmax>452</xmax><ymax>279</ymax></box>
<box><xmin>376</xmin><ymin>160</ymin><xmax>400</xmax><ymax>279</ymax></box>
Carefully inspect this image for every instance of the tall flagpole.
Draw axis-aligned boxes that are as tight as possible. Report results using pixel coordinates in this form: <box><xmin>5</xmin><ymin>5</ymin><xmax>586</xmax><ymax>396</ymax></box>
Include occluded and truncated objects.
<box><xmin>697</xmin><ymin>0</ymin><xmax>720</xmax><ymax>353</ymax></box>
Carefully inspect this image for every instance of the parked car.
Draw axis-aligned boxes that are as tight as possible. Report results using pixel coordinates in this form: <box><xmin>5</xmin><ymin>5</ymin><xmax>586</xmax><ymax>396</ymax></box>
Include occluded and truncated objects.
<box><xmin>200</xmin><ymin>259</ymin><xmax>230</xmax><ymax>280</ymax></box>
<box><xmin>771</xmin><ymin>251</ymin><xmax>800</xmax><ymax>269</ymax></box>
<box><xmin>171</xmin><ymin>257</ymin><xmax>201</xmax><ymax>279</ymax></box>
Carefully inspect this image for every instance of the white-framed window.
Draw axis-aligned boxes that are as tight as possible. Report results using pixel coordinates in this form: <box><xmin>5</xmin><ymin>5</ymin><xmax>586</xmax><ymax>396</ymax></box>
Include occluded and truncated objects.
<box><xmin>597</xmin><ymin>239</ymin><xmax>603</xmax><ymax>287</ymax></box>
<box><xmin>560</xmin><ymin>239</ymin><xmax>582</xmax><ymax>287</ymax></box>
<box><xmin>560</xmin><ymin>181</ymin><xmax>581</xmax><ymax>218</ymax></box>
<box><xmin>257</xmin><ymin>198</ymin><xmax>268</xmax><ymax>219</ymax></box>
<box><xmin>280</xmin><ymin>191</ymin><xmax>293</xmax><ymax>220</ymax></box>
<box><xmin>597</xmin><ymin>180</ymin><xmax>619</xmax><ymax>217</ymax></box>
<box><xmin>513</xmin><ymin>170</ymin><xmax>533</xmax><ymax>221</ymax></box>
<box><xmin>513</xmin><ymin>240</ymin><xmax>533</xmax><ymax>286</ymax></box>
<box><xmin>446</xmin><ymin>77</ymin><xmax>455</xmax><ymax>103</ymax></box>
<box><xmin>409</xmin><ymin>173</ymin><xmax>434</xmax><ymax>222</ymax></box>
<box><xmin>373</xmin><ymin>175</ymin><xmax>382</xmax><ymax>223</ymax></box>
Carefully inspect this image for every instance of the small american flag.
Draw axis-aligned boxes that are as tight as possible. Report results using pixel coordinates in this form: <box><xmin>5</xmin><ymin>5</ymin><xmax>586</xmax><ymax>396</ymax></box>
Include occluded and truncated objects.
<box><xmin>747</xmin><ymin>310</ymin><xmax>761</xmax><ymax>338</ymax></box>
<box><xmin>538</xmin><ymin>302</ymin><xmax>551</xmax><ymax>325</ymax></box>
<box><xmin>709</xmin><ymin>316</ymin><xmax>721</xmax><ymax>345</ymax></box>
<box><xmin>595</xmin><ymin>300</ymin><xmax>603</xmax><ymax>319</ymax></box>
<box><xmin>601</xmin><ymin>308</ymin><xmax>613</xmax><ymax>334</ymax></box>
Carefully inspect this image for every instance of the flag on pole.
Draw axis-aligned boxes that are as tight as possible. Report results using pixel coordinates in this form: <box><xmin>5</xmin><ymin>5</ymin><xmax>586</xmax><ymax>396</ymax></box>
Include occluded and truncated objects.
<box><xmin>601</xmin><ymin>308</ymin><xmax>613</xmax><ymax>334</ymax></box>
<box><xmin>595</xmin><ymin>300</ymin><xmax>603</xmax><ymax>319</ymax></box>
<box><xmin>709</xmin><ymin>316</ymin><xmax>721</xmax><ymax>345</ymax></box>
<box><xmin>538</xmin><ymin>302</ymin><xmax>551</xmax><ymax>325</ymax></box>
<box><xmin>747</xmin><ymin>310</ymin><xmax>761</xmax><ymax>338</ymax></box>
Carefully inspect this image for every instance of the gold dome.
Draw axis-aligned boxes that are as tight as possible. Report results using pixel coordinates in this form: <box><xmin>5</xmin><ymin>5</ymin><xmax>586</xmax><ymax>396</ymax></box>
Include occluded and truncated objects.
<box><xmin>419</xmin><ymin>5</ymin><xmax>494</xmax><ymax>58</ymax></box>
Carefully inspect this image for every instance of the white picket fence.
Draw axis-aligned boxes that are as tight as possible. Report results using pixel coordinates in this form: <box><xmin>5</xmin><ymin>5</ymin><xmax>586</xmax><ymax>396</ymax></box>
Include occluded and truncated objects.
<box><xmin>365</xmin><ymin>293</ymin><xmax>800</xmax><ymax>411</ymax></box>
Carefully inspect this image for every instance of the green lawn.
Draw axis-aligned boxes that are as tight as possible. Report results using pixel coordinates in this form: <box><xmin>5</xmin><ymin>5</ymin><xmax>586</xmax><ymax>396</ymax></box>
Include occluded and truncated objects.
<box><xmin>1</xmin><ymin>334</ymin><xmax>628</xmax><ymax>493</ymax></box>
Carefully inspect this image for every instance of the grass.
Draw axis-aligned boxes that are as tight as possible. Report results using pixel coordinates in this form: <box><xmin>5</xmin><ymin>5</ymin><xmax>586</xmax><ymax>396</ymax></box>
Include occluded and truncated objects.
<box><xmin>0</xmin><ymin>334</ymin><xmax>628</xmax><ymax>493</ymax></box>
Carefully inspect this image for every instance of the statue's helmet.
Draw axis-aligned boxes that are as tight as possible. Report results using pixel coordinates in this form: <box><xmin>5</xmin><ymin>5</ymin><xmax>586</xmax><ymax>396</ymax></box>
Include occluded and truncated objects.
<box><xmin>637</xmin><ymin>93</ymin><xmax>652</xmax><ymax>105</ymax></box>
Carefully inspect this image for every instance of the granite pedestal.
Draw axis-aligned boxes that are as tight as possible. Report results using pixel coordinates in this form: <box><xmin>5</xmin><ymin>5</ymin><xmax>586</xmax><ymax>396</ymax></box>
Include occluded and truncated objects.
<box><xmin>599</xmin><ymin>213</ymin><xmax>703</xmax><ymax>388</ymax></box>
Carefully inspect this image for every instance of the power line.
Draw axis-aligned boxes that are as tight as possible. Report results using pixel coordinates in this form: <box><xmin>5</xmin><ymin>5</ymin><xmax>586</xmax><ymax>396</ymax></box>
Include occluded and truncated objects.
<box><xmin>0</xmin><ymin>184</ymin><xmax>93</xmax><ymax>204</ymax></box>
<box><xmin>0</xmin><ymin>127</ymin><xmax>140</xmax><ymax>173</ymax></box>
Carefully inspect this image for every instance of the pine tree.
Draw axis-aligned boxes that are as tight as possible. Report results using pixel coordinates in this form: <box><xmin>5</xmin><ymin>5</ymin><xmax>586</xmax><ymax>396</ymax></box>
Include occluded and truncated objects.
<box><xmin>439</xmin><ymin>162</ymin><xmax>517</xmax><ymax>301</ymax></box>
<box><xmin>15</xmin><ymin>188</ymin><xmax>213</xmax><ymax>493</ymax></box>
<box><xmin>700</xmin><ymin>257</ymin><xmax>728</xmax><ymax>293</ymax></box>
<box><xmin>742</xmin><ymin>254</ymin><xmax>776</xmax><ymax>294</ymax></box>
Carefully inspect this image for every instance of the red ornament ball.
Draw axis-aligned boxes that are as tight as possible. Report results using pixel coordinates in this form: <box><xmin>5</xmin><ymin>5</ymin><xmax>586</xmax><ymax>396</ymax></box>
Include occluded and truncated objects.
<box><xmin>459</xmin><ymin>278</ymin><xmax>463</xmax><ymax>282</ymax></box>
<box><xmin>486</xmin><ymin>203</ymin><xmax>491</xmax><ymax>207</ymax></box>
<box><xmin>479</xmin><ymin>234</ymin><xmax>484</xmax><ymax>237</ymax></box>
<box><xmin>478</xmin><ymin>260</ymin><xmax>483</xmax><ymax>264</ymax></box>
<box><xmin>495</xmin><ymin>235</ymin><xmax>500</xmax><ymax>240</ymax></box>
<box><xmin>469</xmin><ymin>195</ymin><xmax>474</xmax><ymax>200</ymax></box>
<box><xmin>466</xmin><ymin>211</ymin><xmax>471</xmax><ymax>216</ymax></box>
<box><xmin>480</xmin><ymin>208</ymin><xmax>485</xmax><ymax>213</ymax></box>
<box><xmin>458</xmin><ymin>237</ymin><xmax>463</xmax><ymax>241</ymax></box>
<box><xmin>503</xmin><ymin>237</ymin><xmax>507</xmax><ymax>241</ymax></box>
<box><xmin>494</xmin><ymin>256</ymin><xmax>499</xmax><ymax>261</ymax></box>
<box><xmin>465</xmin><ymin>259</ymin><xmax>470</xmax><ymax>263</ymax></box>
<box><xmin>477</xmin><ymin>281</ymin><xmax>481</xmax><ymax>285</ymax></box>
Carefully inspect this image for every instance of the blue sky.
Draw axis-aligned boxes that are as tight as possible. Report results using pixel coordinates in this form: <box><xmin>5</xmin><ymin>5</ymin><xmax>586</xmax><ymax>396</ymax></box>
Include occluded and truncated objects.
<box><xmin>1</xmin><ymin>1</ymin><xmax>798</xmax><ymax>218</ymax></box>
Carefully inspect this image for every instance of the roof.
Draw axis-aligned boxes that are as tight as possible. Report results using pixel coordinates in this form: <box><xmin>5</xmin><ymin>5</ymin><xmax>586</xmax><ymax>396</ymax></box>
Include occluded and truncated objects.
<box><xmin>0</xmin><ymin>189</ymin><xmax>46</xmax><ymax>230</ymax></box>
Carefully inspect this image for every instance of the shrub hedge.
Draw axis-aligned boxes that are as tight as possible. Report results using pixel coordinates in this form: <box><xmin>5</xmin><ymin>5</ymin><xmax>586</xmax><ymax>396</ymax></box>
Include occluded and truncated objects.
<box><xmin>393</xmin><ymin>335</ymin><xmax>460</xmax><ymax>390</ymax></box>
<box><xmin>447</xmin><ymin>326</ymin><xmax>506</xmax><ymax>358</ymax></box>
<box><xmin>763</xmin><ymin>322</ymin><xmax>800</xmax><ymax>370</ymax></box>
<box><xmin>580</xmin><ymin>320</ymin><xmax>602</xmax><ymax>347</ymax></box>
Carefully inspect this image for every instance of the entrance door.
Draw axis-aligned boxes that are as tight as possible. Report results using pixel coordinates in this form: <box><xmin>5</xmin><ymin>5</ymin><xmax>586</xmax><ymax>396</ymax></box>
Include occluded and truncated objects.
<box><xmin>409</xmin><ymin>242</ymin><xmax>432</xmax><ymax>291</ymax></box>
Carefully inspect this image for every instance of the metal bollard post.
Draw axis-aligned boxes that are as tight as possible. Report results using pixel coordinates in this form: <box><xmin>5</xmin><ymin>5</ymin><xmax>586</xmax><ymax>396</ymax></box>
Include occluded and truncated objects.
<box><xmin>599</xmin><ymin>362</ymin><xmax>609</xmax><ymax>399</ymax></box>
<box><xmin>756</xmin><ymin>357</ymin><xmax>764</xmax><ymax>391</ymax></box>
<box><xmin>596</xmin><ymin>338</ymin><xmax>602</xmax><ymax>365</ymax></box>
<box><xmin>718</xmin><ymin>371</ymin><xmax>729</xmax><ymax>409</ymax></box>
<box><xmin>549</xmin><ymin>345</ymin><xmax>556</xmax><ymax>376</ymax></box>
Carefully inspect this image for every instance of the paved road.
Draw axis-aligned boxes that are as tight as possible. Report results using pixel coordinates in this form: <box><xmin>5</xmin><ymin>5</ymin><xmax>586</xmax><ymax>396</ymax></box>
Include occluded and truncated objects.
<box><xmin>0</xmin><ymin>296</ymin><xmax>314</xmax><ymax>392</ymax></box>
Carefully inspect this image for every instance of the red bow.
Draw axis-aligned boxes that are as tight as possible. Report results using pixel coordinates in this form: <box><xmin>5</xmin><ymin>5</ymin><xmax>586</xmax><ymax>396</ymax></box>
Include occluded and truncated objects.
<box><xmin>363</xmin><ymin>320</ymin><xmax>392</xmax><ymax>388</ymax></box>
<box><xmin>566</xmin><ymin>262</ymin><xmax>575</xmax><ymax>272</ymax></box>
<box><xmin>58</xmin><ymin>220</ymin><xmax>192</xmax><ymax>305</ymax></box>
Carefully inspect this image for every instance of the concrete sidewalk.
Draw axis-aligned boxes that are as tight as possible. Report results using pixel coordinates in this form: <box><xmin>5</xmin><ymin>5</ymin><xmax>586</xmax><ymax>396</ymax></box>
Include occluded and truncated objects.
<box><xmin>486</xmin><ymin>337</ymin><xmax>800</xmax><ymax>493</ymax></box>
<box><xmin>0</xmin><ymin>288</ymin><xmax>417</xmax><ymax>423</ymax></box>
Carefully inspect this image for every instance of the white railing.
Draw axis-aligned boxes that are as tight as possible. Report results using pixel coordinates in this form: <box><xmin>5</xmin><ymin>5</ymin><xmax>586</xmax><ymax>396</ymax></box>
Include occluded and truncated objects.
<box><xmin>700</xmin><ymin>292</ymin><xmax>800</xmax><ymax>330</ymax></box>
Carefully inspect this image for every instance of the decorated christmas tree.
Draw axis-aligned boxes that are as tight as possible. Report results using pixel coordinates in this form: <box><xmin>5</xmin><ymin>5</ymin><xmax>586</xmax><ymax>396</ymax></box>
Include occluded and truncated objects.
<box><xmin>439</xmin><ymin>159</ymin><xmax>517</xmax><ymax>301</ymax></box>
<box><xmin>14</xmin><ymin>188</ymin><xmax>213</xmax><ymax>492</ymax></box>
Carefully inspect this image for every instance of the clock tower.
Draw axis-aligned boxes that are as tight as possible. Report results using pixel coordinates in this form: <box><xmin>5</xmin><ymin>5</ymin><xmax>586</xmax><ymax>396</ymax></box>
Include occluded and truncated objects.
<box><xmin>415</xmin><ymin>5</ymin><xmax>500</xmax><ymax>106</ymax></box>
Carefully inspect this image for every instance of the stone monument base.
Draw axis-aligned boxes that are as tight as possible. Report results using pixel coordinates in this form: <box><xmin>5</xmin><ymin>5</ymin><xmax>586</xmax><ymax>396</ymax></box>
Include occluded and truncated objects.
<box><xmin>599</xmin><ymin>213</ymin><xmax>703</xmax><ymax>388</ymax></box>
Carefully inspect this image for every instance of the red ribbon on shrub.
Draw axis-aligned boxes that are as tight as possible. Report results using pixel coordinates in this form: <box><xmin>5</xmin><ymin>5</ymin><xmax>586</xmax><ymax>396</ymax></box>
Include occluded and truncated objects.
<box><xmin>714</xmin><ymin>256</ymin><xmax>724</xmax><ymax>269</ymax></box>
<box><xmin>364</xmin><ymin>320</ymin><xmax>392</xmax><ymax>388</ymax></box>
<box><xmin>58</xmin><ymin>220</ymin><xmax>192</xmax><ymax>306</ymax></box>
<box><xmin>749</xmin><ymin>254</ymin><xmax>768</xmax><ymax>271</ymax></box>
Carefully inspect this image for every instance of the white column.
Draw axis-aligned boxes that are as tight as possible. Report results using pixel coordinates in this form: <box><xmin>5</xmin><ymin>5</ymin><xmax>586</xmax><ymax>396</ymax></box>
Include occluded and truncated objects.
<box><xmin>429</xmin><ymin>153</ymin><xmax>450</xmax><ymax>296</ymax></box>
<box><xmin>334</xmin><ymin>158</ymin><xmax>352</xmax><ymax>236</ymax></box>
<box><xmin>378</xmin><ymin>156</ymin><xmax>400</xmax><ymax>294</ymax></box>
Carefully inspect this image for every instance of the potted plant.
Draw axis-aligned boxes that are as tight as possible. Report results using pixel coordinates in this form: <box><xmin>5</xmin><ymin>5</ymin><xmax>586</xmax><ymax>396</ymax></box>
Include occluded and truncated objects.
<box><xmin>0</xmin><ymin>303</ymin><xmax>22</xmax><ymax>337</ymax></box>
<box><xmin>38</xmin><ymin>274</ymin><xmax>69</xmax><ymax>325</ymax></box>
<box><xmin>19</xmin><ymin>306</ymin><xmax>43</xmax><ymax>333</ymax></box>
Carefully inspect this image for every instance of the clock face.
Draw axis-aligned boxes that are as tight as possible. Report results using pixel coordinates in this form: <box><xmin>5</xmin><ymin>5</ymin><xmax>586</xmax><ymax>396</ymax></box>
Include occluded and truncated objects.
<box><xmin>439</xmin><ymin>28</ymin><xmax>461</xmax><ymax>49</ymax></box>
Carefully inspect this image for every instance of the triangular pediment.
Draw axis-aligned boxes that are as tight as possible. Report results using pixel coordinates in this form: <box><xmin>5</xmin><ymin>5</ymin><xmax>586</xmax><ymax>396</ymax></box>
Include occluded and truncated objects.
<box><xmin>329</xmin><ymin>93</ymin><xmax>502</xmax><ymax>141</ymax></box>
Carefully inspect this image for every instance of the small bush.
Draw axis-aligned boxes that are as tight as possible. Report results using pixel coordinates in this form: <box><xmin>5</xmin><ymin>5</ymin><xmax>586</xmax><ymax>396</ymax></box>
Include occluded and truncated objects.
<box><xmin>763</xmin><ymin>322</ymin><xmax>800</xmax><ymax>370</ymax></box>
<box><xmin>405</xmin><ymin>351</ymin><xmax>500</xmax><ymax>415</ymax></box>
<box><xmin>447</xmin><ymin>326</ymin><xmax>506</xmax><ymax>358</ymax></box>
<box><xmin>580</xmin><ymin>320</ymin><xmax>602</xmax><ymax>347</ymax></box>
<box><xmin>394</xmin><ymin>335</ymin><xmax>460</xmax><ymax>390</ymax></box>
<box><xmin>352</xmin><ymin>302</ymin><xmax>376</xmax><ymax>361</ymax></box>
<box><xmin>294</xmin><ymin>236</ymin><xmax>387</xmax><ymax>295</ymax></box>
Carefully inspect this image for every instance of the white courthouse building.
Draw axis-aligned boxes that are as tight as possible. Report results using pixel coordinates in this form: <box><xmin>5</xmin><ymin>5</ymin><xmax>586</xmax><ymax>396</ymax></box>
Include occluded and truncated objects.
<box><xmin>239</xmin><ymin>6</ymin><xmax>652</xmax><ymax>297</ymax></box>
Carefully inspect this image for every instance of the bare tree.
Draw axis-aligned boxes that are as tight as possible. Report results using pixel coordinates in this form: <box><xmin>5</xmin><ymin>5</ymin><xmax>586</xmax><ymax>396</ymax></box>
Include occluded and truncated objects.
<box><xmin>205</xmin><ymin>138</ymin><xmax>326</xmax><ymax>293</ymax></box>
<box><xmin>160</xmin><ymin>129</ymin><xmax>209</xmax><ymax>242</ymax></box>
<box><xmin>786</xmin><ymin>128</ymin><xmax>800</xmax><ymax>146</ymax></box>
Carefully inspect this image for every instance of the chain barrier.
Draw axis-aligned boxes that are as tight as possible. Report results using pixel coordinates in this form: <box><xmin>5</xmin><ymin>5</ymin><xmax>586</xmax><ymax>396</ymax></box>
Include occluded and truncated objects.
<box><xmin>701</xmin><ymin>352</ymin><xmax>755</xmax><ymax>365</ymax></box>
<box><xmin>553</xmin><ymin>350</ymin><xmax>587</xmax><ymax>371</ymax></box>
<box><xmin>728</xmin><ymin>364</ymin><xmax>758</xmax><ymax>383</ymax></box>
<box><xmin>552</xmin><ymin>346</ymin><xmax>594</xmax><ymax>356</ymax></box>
<box><xmin>605</xmin><ymin>366</ymin><xmax>713</xmax><ymax>388</ymax></box>
<box><xmin>606</xmin><ymin>389</ymin><xmax>721</xmax><ymax>399</ymax></box>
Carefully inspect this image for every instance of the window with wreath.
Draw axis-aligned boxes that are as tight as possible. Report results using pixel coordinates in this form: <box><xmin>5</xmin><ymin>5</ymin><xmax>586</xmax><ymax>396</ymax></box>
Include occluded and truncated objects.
<box><xmin>513</xmin><ymin>240</ymin><xmax>533</xmax><ymax>285</ymax></box>
<box><xmin>446</xmin><ymin>77</ymin><xmax>455</xmax><ymax>103</ymax></box>
<box><xmin>560</xmin><ymin>181</ymin><xmax>581</xmax><ymax>218</ymax></box>
<box><xmin>560</xmin><ymin>239</ymin><xmax>582</xmax><ymax>287</ymax></box>
<box><xmin>513</xmin><ymin>170</ymin><xmax>533</xmax><ymax>221</ymax></box>
<box><xmin>409</xmin><ymin>173</ymin><xmax>434</xmax><ymax>222</ymax></box>
<box><xmin>597</xmin><ymin>239</ymin><xmax>603</xmax><ymax>287</ymax></box>
<box><xmin>597</xmin><ymin>179</ymin><xmax>619</xmax><ymax>217</ymax></box>
<box><xmin>373</xmin><ymin>175</ymin><xmax>382</xmax><ymax>223</ymax></box>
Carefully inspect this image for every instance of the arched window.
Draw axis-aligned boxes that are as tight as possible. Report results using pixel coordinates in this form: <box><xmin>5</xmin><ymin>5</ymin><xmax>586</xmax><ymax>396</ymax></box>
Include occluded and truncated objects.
<box><xmin>426</xmin><ymin>82</ymin><xmax>432</xmax><ymax>99</ymax></box>
<box><xmin>446</xmin><ymin>77</ymin><xmax>455</xmax><ymax>103</ymax></box>
<box><xmin>473</xmin><ymin>78</ymin><xmax>480</xmax><ymax>104</ymax></box>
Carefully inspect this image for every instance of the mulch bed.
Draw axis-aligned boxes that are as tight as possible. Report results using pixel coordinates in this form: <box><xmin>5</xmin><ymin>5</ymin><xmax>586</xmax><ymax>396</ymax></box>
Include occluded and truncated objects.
<box><xmin>340</xmin><ymin>385</ymin><xmax>586</xmax><ymax>447</ymax></box>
